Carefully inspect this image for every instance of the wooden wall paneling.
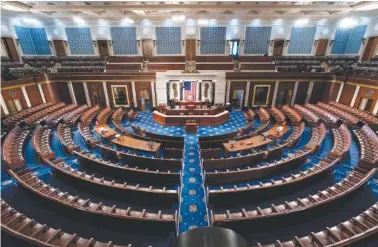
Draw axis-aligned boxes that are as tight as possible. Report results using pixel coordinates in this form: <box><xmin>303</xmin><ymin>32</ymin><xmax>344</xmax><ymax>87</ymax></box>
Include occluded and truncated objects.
<box><xmin>56</xmin><ymin>82</ymin><xmax>72</xmax><ymax>104</ymax></box>
<box><xmin>327</xmin><ymin>82</ymin><xmax>341</xmax><ymax>102</ymax></box>
<box><xmin>87</xmin><ymin>82</ymin><xmax>106</xmax><ymax>108</ymax></box>
<box><xmin>72</xmin><ymin>82</ymin><xmax>87</xmax><ymax>105</ymax></box>
<box><xmin>106</xmin><ymin>81</ymin><xmax>134</xmax><ymax>108</ymax></box>
<box><xmin>149</xmin><ymin>56</ymin><xmax>185</xmax><ymax>63</ymax></box>
<box><xmin>238</xmin><ymin>56</ymin><xmax>274</xmax><ymax>63</ymax></box>
<box><xmin>248</xmin><ymin>81</ymin><xmax>275</xmax><ymax>107</ymax></box>
<box><xmin>353</xmin><ymin>86</ymin><xmax>378</xmax><ymax>113</ymax></box>
<box><xmin>2</xmin><ymin>37</ymin><xmax>20</xmax><ymax>62</ymax></box>
<box><xmin>25</xmin><ymin>84</ymin><xmax>43</xmax><ymax>106</ymax></box>
<box><xmin>294</xmin><ymin>82</ymin><xmax>310</xmax><ymax>105</ymax></box>
<box><xmin>196</xmin><ymin>56</ymin><xmax>232</xmax><ymax>62</ymax></box>
<box><xmin>97</xmin><ymin>40</ymin><xmax>110</xmax><ymax>57</ymax></box>
<box><xmin>315</xmin><ymin>39</ymin><xmax>329</xmax><ymax>56</ymax></box>
<box><xmin>276</xmin><ymin>81</ymin><xmax>295</xmax><ymax>106</ymax></box>
<box><xmin>196</xmin><ymin>64</ymin><xmax>234</xmax><ymax>70</ymax></box>
<box><xmin>106</xmin><ymin>64</ymin><xmax>142</xmax><ymax>71</ymax></box>
<box><xmin>148</xmin><ymin>64</ymin><xmax>186</xmax><ymax>71</ymax></box>
<box><xmin>339</xmin><ymin>84</ymin><xmax>356</xmax><ymax>106</ymax></box>
<box><xmin>186</xmin><ymin>39</ymin><xmax>196</xmax><ymax>61</ymax></box>
<box><xmin>310</xmin><ymin>81</ymin><xmax>328</xmax><ymax>104</ymax></box>
<box><xmin>142</xmin><ymin>39</ymin><xmax>153</xmax><ymax>61</ymax></box>
<box><xmin>1</xmin><ymin>87</ymin><xmax>28</xmax><ymax>111</ymax></box>
<box><xmin>361</xmin><ymin>36</ymin><xmax>378</xmax><ymax>61</ymax></box>
<box><xmin>53</xmin><ymin>40</ymin><xmax>67</xmax><ymax>56</ymax></box>
<box><xmin>107</xmin><ymin>56</ymin><xmax>143</xmax><ymax>63</ymax></box>
<box><xmin>239</xmin><ymin>64</ymin><xmax>276</xmax><ymax>71</ymax></box>
<box><xmin>42</xmin><ymin>82</ymin><xmax>60</xmax><ymax>103</ymax></box>
<box><xmin>134</xmin><ymin>81</ymin><xmax>153</xmax><ymax>110</ymax></box>
<box><xmin>273</xmin><ymin>39</ymin><xmax>284</xmax><ymax>56</ymax></box>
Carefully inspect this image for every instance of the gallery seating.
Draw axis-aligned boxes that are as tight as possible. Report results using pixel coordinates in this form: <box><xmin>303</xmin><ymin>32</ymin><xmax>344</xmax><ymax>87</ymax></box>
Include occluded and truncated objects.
<box><xmin>80</xmin><ymin>105</ymin><xmax>100</xmax><ymax>126</ymax></box>
<box><xmin>45</xmin><ymin>158</ymin><xmax>178</xmax><ymax>204</ymax></box>
<box><xmin>24</xmin><ymin>102</ymin><xmax>65</xmax><ymax>126</ymax></box>
<box><xmin>1</xmin><ymin>200</ymin><xmax>132</xmax><ymax>247</ymax></box>
<box><xmin>62</xmin><ymin>104</ymin><xmax>89</xmax><ymax>125</ymax></box>
<box><xmin>2</xmin><ymin>102</ymin><xmax>53</xmax><ymax>127</ymax></box>
<box><xmin>269</xmin><ymin>106</ymin><xmax>286</xmax><ymax>123</ymax></box>
<box><xmin>282</xmin><ymin>105</ymin><xmax>302</xmax><ymax>125</ymax></box>
<box><xmin>112</xmin><ymin>108</ymin><xmax>127</xmax><ymax>133</ymax></box>
<box><xmin>212</xmin><ymin>167</ymin><xmax>376</xmax><ymax>225</ymax></box>
<box><xmin>305</xmin><ymin>103</ymin><xmax>340</xmax><ymax>127</ymax></box>
<box><xmin>253</xmin><ymin>202</ymin><xmax>378</xmax><ymax>247</ymax></box>
<box><xmin>57</xmin><ymin>123</ymin><xmax>79</xmax><ymax>154</ymax></box>
<box><xmin>329</xmin><ymin>124</ymin><xmax>352</xmax><ymax>159</ymax></box>
<box><xmin>9</xmin><ymin>169</ymin><xmax>176</xmax><ymax>225</ymax></box>
<box><xmin>206</xmin><ymin>149</ymin><xmax>308</xmax><ymax>185</ymax></box>
<box><xmin>293</xmin><ymin>104</ymin><xmax>320</xmax><ymax>126</ymax></box>
<box><xmin>77</xmin><ymin>122</ymin><xmax>99</xmax><ymax>148</ymax></box>
<box><xmin>317</xmin><ymin>102</ymin><xmax>360</xmax><ymax>126</ymax></box>
<box><xmin>2</xmin><ymin>126</ymin><xmax>30</xmax><ymax>169</ymax></box>
<box><xmin>256</xmin><ymin>107</ymin><xmax>270</xmax><ymax>123</ymax></box>
<box><xmin>32</xmin><ymin>124</ymin><xmax>55</xmax><ymax>161</ymax></box>
<box><xmin>44</xmin><ymin>104</ymin><xmax>77</xmax><ymax>126</ymax></box>
<box><xmin>75</xmin><ymin>150</ymin><xmax>180</xmax><ymax>186</ymax></box>
<box><xmin>354</xmin><ymin>124</ymin><xmax>378</xmax><ymax>169</ymax></box>
<box><xmin>304</xmin><ymin>123</ymin><xmax>327</xmax><ymax>153</ymax></box>
<box><xmin>96</xmin><ymin>107</ymin><xmax>113</xmax><ymax>125</ymax></box>
<box><xmin>285</xmin><ymin>121</ymin><xmax>305</xmax><ymax>148</ymax></box>
<box><xmin>329</xmin><ymin>101</ymin><xmax>378</xmax><ymax>127</ymax></box>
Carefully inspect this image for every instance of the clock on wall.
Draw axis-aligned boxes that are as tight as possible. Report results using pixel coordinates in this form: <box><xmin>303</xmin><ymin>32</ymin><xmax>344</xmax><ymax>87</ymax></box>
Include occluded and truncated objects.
<box><xmin>366</xmin><ymin>89</ymin><xmax>373</xmax><ymax>97</ymax></box>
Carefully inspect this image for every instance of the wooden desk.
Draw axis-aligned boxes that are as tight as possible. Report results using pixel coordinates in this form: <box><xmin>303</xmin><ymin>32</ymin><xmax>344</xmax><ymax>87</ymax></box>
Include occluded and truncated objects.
<box><xmin>153</xmin><ymin>110</ymin><xmax>229</xmax><ymax>126</ymax></box>
<box><xmin>223</xmin><ymin>135</ymin><xmax>272</xmax><ymax>153</ymax></box>
<box><xmin>265</xmin><ymin>123</ymin><xmax>289</xmax><ymax>139</ymax></box>
<box><xmin>111</xmin><ymin>135</ymin><xmax>161</xmax><ymax>153</ymax></box>
<box><xmin>185</xmin><ymin>123</ymin><xmax>198</xmax><ymax>133</ymax></box>
<box><xmin>94</xmin><ymin>124</ymin><xmax>117</xmax><ymax>139</ymax></box>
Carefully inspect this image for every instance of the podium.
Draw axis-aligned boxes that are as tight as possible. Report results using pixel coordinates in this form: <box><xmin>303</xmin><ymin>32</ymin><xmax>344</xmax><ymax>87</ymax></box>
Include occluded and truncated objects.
<box><xmin>185</xmin><ymin>123</ymin><xmax>198</xmax><ymax>133</ymax></box>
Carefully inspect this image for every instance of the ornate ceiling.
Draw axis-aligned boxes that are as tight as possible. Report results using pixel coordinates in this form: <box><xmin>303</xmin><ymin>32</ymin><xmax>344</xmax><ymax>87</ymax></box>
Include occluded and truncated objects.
<box><xmin>1</xmin><ymin>1</ymin><xmax>378</xmax><ymax>21</ymax></box>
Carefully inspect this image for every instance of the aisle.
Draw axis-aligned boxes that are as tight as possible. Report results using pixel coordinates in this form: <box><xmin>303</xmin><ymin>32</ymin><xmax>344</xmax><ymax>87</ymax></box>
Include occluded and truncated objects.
<box><xmin>178</xmin><ymin>134</ymin><xmax>210</xmax><ymax>233</ymax></box>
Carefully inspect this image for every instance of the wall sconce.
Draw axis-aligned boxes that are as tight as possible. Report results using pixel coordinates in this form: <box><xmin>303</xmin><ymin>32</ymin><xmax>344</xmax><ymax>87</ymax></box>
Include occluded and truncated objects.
<box><xmin>93</xmin><ymin>41</ymin><xmax>97</xmax><ymax>47</ymax></box>
<box><xmin>48</xmin><ymin>41</ymin><xmax>53</xmax><ymax>48</ymax></box>
<box><xmin>226</xmin><ymin>40</ymin><xmax>230</xmax><ymax>47</ymax></box>
<box><xmin>137</xmin><ymin>40</ymin><xmax>140</xmax><ymax>47</ymax></box>
<box><xmin>241</xmin><ymin>40</ymin><xmax>245</xmax><ymax>46</ymax></box>
<box><xmin>284</xmin><ymin>40</ymin><xmax>290</xmax><ymax>46</ymax></box>
<box><xmin>269</xmin><ymin>40</ymin><xmax>274</xmax><ymax>46</ymax></box>
<box><xmin>329</xmin><ymin>40</ymin><xmax>334</xmax><ymax>47</ymax></box>
<box><xmin>197</xmin><ymin>40</ymin><xmax>201</xmax><ymax>46</ymax></box>
<box><xmin>182</xmin><ymin>40</ymin><xmax>185</xmax><ymax>47</ymax></box>
<box><xmin>362</xmin><ymin>38</ymin><xmax>367</xmax><ymax>45</ymax></box>
<box><xmin>63</xmin><ymin>41</ymin><xmax>68</xmax><ymax>47</ymax></box>
<box><xmin>15</xmin><ymin>39</ymin><xmax>20</xmax><ymax>46</ymax></box>
<box><xmin>108</xmin><ymin>40</ymin><xmax>112</xmax><ymax>47</ymax></box>
<box><xmin>313</xmin><ymin>40</ymin><xmax>319</xmax><ymax>47</ymax></box>
<box><xmin>153</xmin><ymin>40</ymin><xmax>156</xmax><ymax>47</ymax></box>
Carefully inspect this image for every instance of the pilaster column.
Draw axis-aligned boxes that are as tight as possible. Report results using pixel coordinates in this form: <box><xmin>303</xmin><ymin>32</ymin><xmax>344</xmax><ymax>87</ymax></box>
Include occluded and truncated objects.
<box><xmin>305</xmin><ymin>81</ymin><xmax>314</xmax><ymax>104</ymax></box>
<box><xmin>21</xmin><ymin>86</ymin><xmax>31</xmax><ymax>107</ymax></box>
<box><xmin>131</xmin><ymin>81</ymin><xmax>138</xmax><ymax>107</ymax></box>
<box><xmin>291</xmin><ymin>81</ymin><xmax>299</xmax><ymax>106</ymax></box>
<box><xmin>350</xmin><ymin>85</ymin><xmax>360</xmax><ymax>107</ymax></box>
<box><xmin>244</xmin><ymin>81</ymin><xmax>251</xmax><ymax>107</ymax></box>
<box><xmin>151</xmin><ymin>81</ymin><xmax>156</xmax><ymax>107</ymax></box>
<box><xmin>67</xmin><ymin>81</ymin><xmax>77</xmax><ymax>105</ymax></box>
<box><xmin>83</xmin><ymin>82</ymin><xmax>91</xmax><ymax>106</ymax></box>
<box><xmin>336</xmin><ymin>82</ymin><xmax>344</xmax><ymax>103</ymax></box>
<box><xmin>102</xmin><ymin>81</ymin><xmax>110</xmax><ymax>107</ymax></box>
<box><xmin>196</xmin><ymin>81</ymin><xmax>200</xmax><ymax>101</ymax></box>
<box><xmin>271</xmin><ymin>81</ymin><xmax>279</xmax><ymax>106</ymax></box>
<box><xmin>225</xmin><ymin>81</ymin><xmax>231</xmax><ymax>104</ymax></box>
<box><xmin>372</xmin><ymin>100</ymin><xmax>378</xmax><ymax>115</ymax></box>
<box><xmin>37</xmin><ymin>84</ymin><xmax>46</xmax><ymax>103</ymax></box>
<box><xmin>0</xmin><ymin>93</ymin><xmax>9</xmax><ymax>115</ymax></box>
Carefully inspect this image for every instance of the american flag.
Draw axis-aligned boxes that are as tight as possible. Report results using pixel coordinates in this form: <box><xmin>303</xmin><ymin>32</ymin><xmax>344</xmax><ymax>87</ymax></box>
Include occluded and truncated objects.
<box><xmin>183</xmin><ymin>81</ymin><xmax>198</xmax><ymax>101</ymax></box>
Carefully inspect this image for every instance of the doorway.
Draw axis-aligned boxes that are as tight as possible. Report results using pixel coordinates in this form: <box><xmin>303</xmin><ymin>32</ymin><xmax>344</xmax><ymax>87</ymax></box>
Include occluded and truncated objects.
<box><xmin>231</xmin><ymin>90</ymin><xmax>244</xmax><ymax>109</ymax></box>
<box><xmin>7</xmin><ymin>98</ymin><xmax>22</xmax><ymax>113</ymax></box>
<box><xmin>276</xmin><ymin>88</ymin><xmax>293</xmax><ymax>107</ymax></box>
<box><xmin>359</xmin><ymin>98</ymin><xmax>373</xmax><ymax>112</ymax></box>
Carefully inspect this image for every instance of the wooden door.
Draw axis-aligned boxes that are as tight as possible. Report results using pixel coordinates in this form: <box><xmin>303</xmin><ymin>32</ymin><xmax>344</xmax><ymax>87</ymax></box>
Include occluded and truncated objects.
<box><xmin>97</xmin><ymin>40</ymin><xmax>110</xmax><ymax>57</ymax></box>
<box><xmin>316</xmin><ymin>39</ymin><xmax>329</xmax><ymax>56</ymax></box>
<box><xmin>273</xmin><ymin>39</ymin><xmax>284</xmax><ymax>56</ymax></box>
<box><xmin>2</xmin><ymin>37</ymin><xmax>20</xmax><ymax>62</ymax></box>
<box><xmin>53</xmin><ymin>40</ymin><xmax>67</xmax><ymax>56</ymax></box>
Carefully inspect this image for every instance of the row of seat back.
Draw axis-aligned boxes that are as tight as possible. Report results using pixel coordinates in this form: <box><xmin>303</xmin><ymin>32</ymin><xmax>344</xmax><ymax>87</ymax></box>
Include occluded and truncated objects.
<box><xmin>32</xmin><ymin>124</ymin><xmax>55</xmax><ymax>161</ymax></box>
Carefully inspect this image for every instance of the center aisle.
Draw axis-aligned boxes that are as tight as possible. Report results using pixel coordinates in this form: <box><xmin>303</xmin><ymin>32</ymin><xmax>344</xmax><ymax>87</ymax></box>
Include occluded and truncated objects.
<box><xmin>178</xmin><ymin>134</ymin><xmax>210</xmax><ymax>233</ymax></box>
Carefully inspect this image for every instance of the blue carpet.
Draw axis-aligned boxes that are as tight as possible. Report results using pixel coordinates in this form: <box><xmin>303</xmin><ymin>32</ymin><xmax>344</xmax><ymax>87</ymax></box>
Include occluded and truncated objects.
<box><xmin>178</xmin><ymin>134</ymin><xmax>209</xmax><ymax>233</ymax></box>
